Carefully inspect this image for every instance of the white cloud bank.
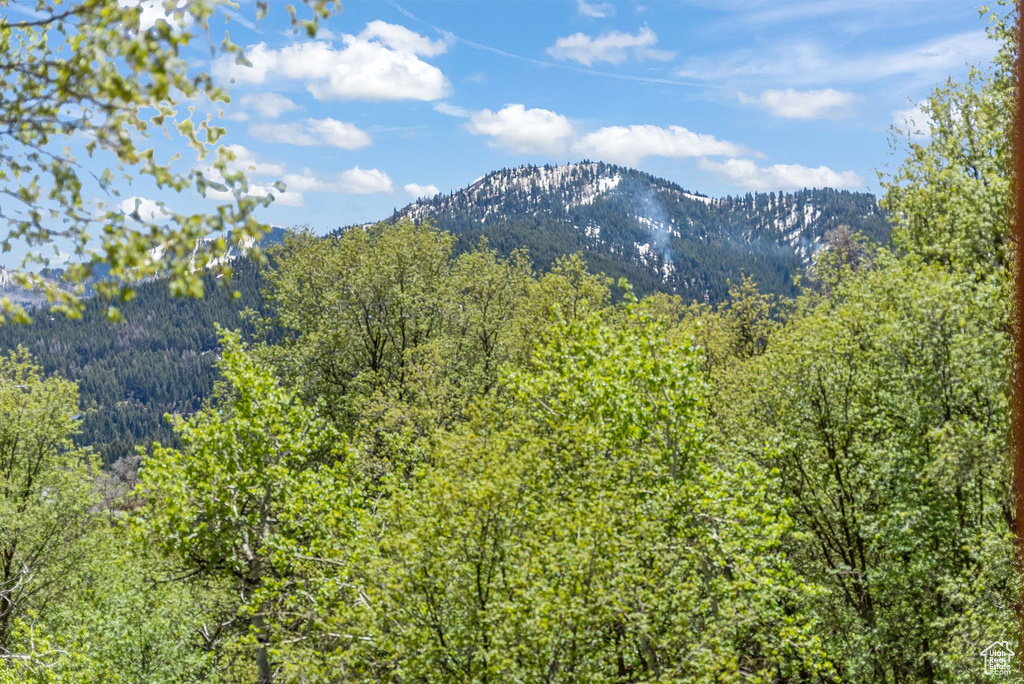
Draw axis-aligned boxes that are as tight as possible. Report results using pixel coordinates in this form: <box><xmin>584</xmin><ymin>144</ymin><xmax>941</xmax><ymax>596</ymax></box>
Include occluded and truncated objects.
<box><xmin>119</xmin><ymin>196</ymin><xmax>169</xmax><ymax>222</ymax></box>
<box><xmin>214</xmin><ymin>21</ymin><xmax>450</xmax><ymax>101</ymax></box>
<box><xmin>467</xmin><ymin>104</ymin><xmax>575</xmax><ymax>154</ymax></box>
<box><xmin>223</xmin><ymin>144</ymin><xmax>286</xmax><ymax>177</ymax></box>
<box><xmin>199</xmin><ymin>145</ymin><xmax>392</xmax><ymax>207</ymax></box>
<box><xmin>547</xmin><ymin>27</ymin><xmax>674</xmax><ymax>66</ymax></box>
<box><xmin>573</xmin><ymin>124</ymin><xmax>749</xmax><ymax>166</ymax></box>
<box><xmin>249</xmin><ymin>118</ymin><xmax>372</xmax><ymax>150</ymax></box>
<box><xmin>699</xmin><ymin>158</ymin><xmax>863</xmax><ymax>191</ymax></box>
<box><xmin>239</xmin><ymin>93</ymin><xmax>300</xmax><ymax>119</ymax></box>
<box><xmin>405</xmin><ymin>183</ymin><xmax>440</xmax><ymax>198</ymax></box>
<box><xmin>577</xmin><ymin>0</ymin><xmax>615</xmax><ymax>18</ymax></box>
<box><xmin>284</xmin><ymin>167</ymin><xmax>394</xmax><ymax>196</ymax></box>
<box><xmin>464</xmin><ymin>104</ymin><xmax>749</xmax><ymax>166</ymax></box>
<box><xmin>461</xmin><ymin>102</ymin><xmax>860</xmax><ymax>192</ymax></box>
<box><xmin>740</xmin><ymin>88</ymin><xmax>856</xmax><ymax>119</ymax></box>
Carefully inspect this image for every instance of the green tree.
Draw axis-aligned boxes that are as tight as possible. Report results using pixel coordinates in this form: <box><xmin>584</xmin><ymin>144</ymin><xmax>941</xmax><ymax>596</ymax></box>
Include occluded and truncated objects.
<box><xmin>373</xmin><ymin>303</ymin><xmax>825</xmax><ymax>681</ymax></box>
<box><xmin>6</xmin><ymin>523</ymin><xmax>231</xmax><ymax>683</ymax></box>
<box><xmin>259</xmin><ymin>224</ymin><xmax>457</xmax><ymax>430</ymax></box>
<box><xmin>881</xmin><ymin>3</ymin><xmax>1013</xmax><ymax>277</ymax></box>
<box><xmin>135</xmin><ymin>329</ymin><xmax>363</xmax><ymax>683</ymax></box>
<box><xmin>0</xmin><ymin>348</ymin><xmax>99</xmax><ymax>671</ymax></box>
<box><xmin>258</xmin><ymin>223</ymin><xmax>612</xmax><ymax>478</ymax></box>
<box><xmin>718</xmin><ymin>253</ymin><xmax>1015</xmax><ymax>679</ymax></box>
<box><xmin>805</xmin><ymin>225</ymin><xmax>873</xmax><ymax>294</ymax></box>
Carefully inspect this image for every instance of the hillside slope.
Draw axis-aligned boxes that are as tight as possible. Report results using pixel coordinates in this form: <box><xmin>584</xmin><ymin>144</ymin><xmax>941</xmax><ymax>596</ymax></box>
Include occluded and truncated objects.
<box><xmin>389</xmin><ymin>162</ymin><xmax>888</xmax><ymax>299</ymax></box>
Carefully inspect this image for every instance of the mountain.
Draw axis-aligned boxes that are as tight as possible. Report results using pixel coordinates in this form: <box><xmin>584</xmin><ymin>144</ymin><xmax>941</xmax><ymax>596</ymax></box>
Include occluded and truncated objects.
<box><xmin>0</xmin><ymin>162</ymin><xmax>893</xmax><ymax>465</ymax></box>
<box><xmin>387</xmin><ymin>162</ymin><xmax>889</xmax><ymax>300</ymax></box>
<box><xmin>0</xmin><ymin>266</ymin><xmax>56</xmax><ymax>307</ymax></box>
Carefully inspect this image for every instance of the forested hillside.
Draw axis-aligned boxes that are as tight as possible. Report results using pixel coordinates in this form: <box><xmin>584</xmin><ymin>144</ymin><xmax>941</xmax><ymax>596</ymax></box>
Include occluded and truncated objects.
<box><xmin>390</xmin><ymin>162</ymin><xmax>889</xmax><ymax>300</ymax></box>
<box><xmin>0</xmin><ymin>260</ymin><xmax>264</xmax><ymax>465</ymax></box>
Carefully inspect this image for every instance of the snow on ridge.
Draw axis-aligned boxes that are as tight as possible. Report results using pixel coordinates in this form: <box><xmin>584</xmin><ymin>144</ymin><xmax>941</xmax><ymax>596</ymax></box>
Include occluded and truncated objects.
<box><xmin>682</xmin><ymin>192</ymin><xmax>714</xmax><ymax>206</ymax></box>
<box><xmin>0</xmin><ymin>267</ymin><xmax>23</xmax><ymax>289</ymax></box>
<box><xmin>634</xmin><ymin>241</ymin><xmax>652</xmax><ymax>265</ymax></box>
<box><xmin>399</xmin><ymin>162</ymin><xmax>631</xmax><ymax>219</ymax></box>
<box><xmin>571</xmin><ymin>173</ymin><xmax>622</xmax><ymax>208</ymax></box>
<box><xmin>803</xmin><ymin>203</ymin><xmax>820</xmax><ymax>224</ymax></box>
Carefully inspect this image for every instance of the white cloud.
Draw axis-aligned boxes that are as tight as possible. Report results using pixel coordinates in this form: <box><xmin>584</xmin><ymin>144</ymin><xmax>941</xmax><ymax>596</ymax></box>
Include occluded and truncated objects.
<box><xmin>358</xmin><ymin>20</ymin><xmax>449</xmax><ymax>57</ymax></box>
<box><xmin>199</xmin><ymin>147</ymin><xmax>300</xmax><ymax>205</ymax></box>
<box><xmin>202</xmin><ymin>183</ymin><xmax>303</xmax><ymax>208</ymax></box>
<box><xmin>739</xmin><ymin>88</ymin><xmax>856</xmax><ymax>119</ymax></box>
<box><xmin>239</xmin><ymin>93</ymin><xmax>300</xmax><ymax>119</ymax></box>
<box><xmin>214</xmin><ymin>22</ymin><xmax>450</xmax><ymax>101</ymax></box>
<box><xmin>249</xmin><ymin>118</ymin><xmax>373</xmax><ymax>149</ymax></box>
<box><xmin>461</xmin><ymin>103</ymin><xmax>753</xmax><ymax>167</ymax></box>
<box><xmin>205</xmin><ymin>167</ymin><xmax>392</xmax><ymax>207</ymax></box>
<box><xmin>547</xmin><ymin>27</ymin><xmax>674</xmax><ymax>66</ymax></box>
<box><xmin>224</xmin><ymin>144</ymin><xmax>286</xmax><ymax>176</ymax></box>
<box><xmin>282</xmin><ymin>167</ymin><xmax>394</xmax><ymax>195</ymax></box>
<box><xmin>676</xmin><ymin>31</ymin><xmax>994</xmax><ymax>85</ymax></box>
<box><xmin>216</xmin><ymin>42</ymin><xmax>276</xmax><ymax>83</ymax></box>
<box><xmin>338</xmin><ymin>167</ymin><xmax>394</xmax><ymax>194</ymax></box>
<box><xmin>405</xmin><ymin>183</ymin><xmax>440</xmax><ymax>198</ymax></box>
<box><xmin>211</xmin><ymin>181</ymin><xmax>299</xmax><ymax>207</ymax></box>
<box><xmin>573</xmin><ymin>124</ymin><xmax>748</xmax><ymax>166</ymax></box>
<box><xmin>119</xmin><ymin>196</ymin><xmax>169</xmax><ymax>222</ymax></box>
<box><xmin>249</xmin><ymin>122</ymin><xmax>317</xmax><ymax>146</ymax></box>
<box><xmin>308</xmin><ymin>119</ymin><xmax>374</xmax><ymax>149</ymax></box>
<box><xmin>699</xmin><ymin>158</ymin><xmax>863</xmax><ymax>191</ymax></box>
<box><xmin>278</xmin><ymin>173</ymin><xmax>326</xmax><ymax>193</ymax></box>
<box><xmin>243</xmin><ymin>184</ymin><xmax>304</xmax><ymax>207</ymax></box>
<box><xmin>467</xmin><ymin>104</ymin><xmax>575</xmax><ymax>154</ymax></box>
<box><xmin>892</xmin><ymin>103</ymin><xmax>933</xmax><ymax>139</ymax></box>
<box><xmin>195</xmin><ymin>145</ymin><xmax>390</xmax><ymax>206</ymax></box>
<box><xmin>577</xmin><ymin>0</ymin><xmax>615</xmax><ymax>18</ymax></box>
<box><xmin>434</xmin><ymin>102</ymin><xmax>470</xmax><ymax>118</ymax></box>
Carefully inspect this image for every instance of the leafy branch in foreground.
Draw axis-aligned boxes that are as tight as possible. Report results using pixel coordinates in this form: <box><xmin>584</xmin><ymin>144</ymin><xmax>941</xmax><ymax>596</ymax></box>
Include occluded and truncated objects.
<box><xmin>0</xmin><ymin>0</ymin><xmax>339</xmax><ymax>323</ymax></box>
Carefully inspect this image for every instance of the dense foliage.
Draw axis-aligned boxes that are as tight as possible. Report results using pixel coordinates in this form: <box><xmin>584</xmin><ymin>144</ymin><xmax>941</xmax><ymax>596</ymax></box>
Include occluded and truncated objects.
<box><xmin>0</xmin><ymin>3</ymin><xmax>1018</xmax><ymax>682</ymax></box>
<box><xmin>0</xmin><ymin>174</ymin><xmax>888</xmax><ymax>467</ymax></box>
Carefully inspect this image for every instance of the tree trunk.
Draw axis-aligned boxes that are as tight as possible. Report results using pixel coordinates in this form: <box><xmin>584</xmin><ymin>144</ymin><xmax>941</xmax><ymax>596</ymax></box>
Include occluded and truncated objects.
<box><xmin>253</xmin><ymin>609</ymin><xmax>272</xmax><ymax>684</ymax></box>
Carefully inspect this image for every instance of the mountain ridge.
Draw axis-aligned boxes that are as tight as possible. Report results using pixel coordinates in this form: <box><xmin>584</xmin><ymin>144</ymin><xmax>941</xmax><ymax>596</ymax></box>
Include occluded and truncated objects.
<box><xmin>383</xmin><ymin>161</ymin><xmax>889</xmax><ymax>300</ymax></box>
<box><xmin>4</xmin><ymin>164</ymin><xmax>889</xmax><ymax>306</ymax></box>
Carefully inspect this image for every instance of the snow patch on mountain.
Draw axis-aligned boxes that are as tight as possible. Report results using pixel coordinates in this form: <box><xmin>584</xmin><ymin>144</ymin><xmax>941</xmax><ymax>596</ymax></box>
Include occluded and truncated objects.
<box><xmin>385</xmin><ymin>161</ymin><xmax>887</xmax><ymax>292</ymax></box>
<box><xmin>682</xmin><ymin>192</ymin><xmax>714</xmax><ymax>206</ymax></box>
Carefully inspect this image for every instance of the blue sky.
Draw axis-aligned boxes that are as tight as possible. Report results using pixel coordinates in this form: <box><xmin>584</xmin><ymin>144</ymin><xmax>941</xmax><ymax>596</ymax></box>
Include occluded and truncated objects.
<box><xmin>5</xmin><ymin>0</ymin><xmax>1004</xmax><ymax>264</ymax></box>
<box><xmin>198</xmin><ymin>0</ymin><xmax>994</xmax><ymax>232</ymax></box>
